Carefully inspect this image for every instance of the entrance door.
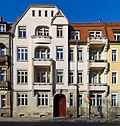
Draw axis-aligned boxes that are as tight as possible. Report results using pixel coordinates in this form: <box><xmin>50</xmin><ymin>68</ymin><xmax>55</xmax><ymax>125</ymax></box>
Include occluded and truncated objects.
<box><xmin>54</xmin><ymin>94</ymin><xmax>66</xmax><ymax>117</ymax></box>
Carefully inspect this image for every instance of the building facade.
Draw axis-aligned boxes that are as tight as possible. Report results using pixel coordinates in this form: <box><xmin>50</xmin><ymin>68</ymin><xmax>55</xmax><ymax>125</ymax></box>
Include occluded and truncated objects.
<box><xmin>0</xmin><ymin>16</ymin><xmax>12</xmax><ymax>117</ymax></box>
<box><xmin>11</xmin><ymin>4</ymin><xmax>120</xmax><ymax>118</ymax></box>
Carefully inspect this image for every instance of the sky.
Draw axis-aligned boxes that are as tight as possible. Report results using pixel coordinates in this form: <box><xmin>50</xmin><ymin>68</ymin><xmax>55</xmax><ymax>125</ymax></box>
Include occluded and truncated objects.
<box><xmin>1</xmin><ymin>0</ymin><xmax>120</xmax><ymax>23</ymax></box>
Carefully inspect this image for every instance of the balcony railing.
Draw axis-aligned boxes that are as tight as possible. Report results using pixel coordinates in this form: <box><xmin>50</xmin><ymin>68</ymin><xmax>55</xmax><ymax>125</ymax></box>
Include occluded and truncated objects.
<box><xmin>89</xmin><ymin>83</ymin><xmax>107</xmax><ymax>86</ymax></box>
<box><xmin>31</xmin><ymin>35</ymin><xmax>51</xmax><ymax>44</ymax></box>
<box><xmin>0</xmin><ymin>81</ymin><xmax>8</xmax><ymax>89</ymax></box>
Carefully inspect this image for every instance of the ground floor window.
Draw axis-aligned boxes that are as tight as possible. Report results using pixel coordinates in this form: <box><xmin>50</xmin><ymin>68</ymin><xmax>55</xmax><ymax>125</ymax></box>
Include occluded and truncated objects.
<box><xmin>111</xmin><ymin>94</ymin><xmax>117</xmax><ymax>107</ymax></box>
<box><xmin>17</xmin><ymin>93</ymin><xmax>28</xmax><ymax>106</ymax></box>
<box><xmin>38</xmin><ymin>93</ymin><xmax>49</xmax><ymax>106</ymax></box>
<box><xmin>0</xmin><ymin>94</ymin><xmax>6</xmax><ymax>108</ymax></box>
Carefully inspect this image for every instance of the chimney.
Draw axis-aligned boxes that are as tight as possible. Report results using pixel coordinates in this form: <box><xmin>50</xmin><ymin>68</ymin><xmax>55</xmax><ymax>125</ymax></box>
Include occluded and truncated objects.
<box><xmin>0</xmin><ymin>16</ymin><xmax>2</xmax><ymax>22</ymax></box>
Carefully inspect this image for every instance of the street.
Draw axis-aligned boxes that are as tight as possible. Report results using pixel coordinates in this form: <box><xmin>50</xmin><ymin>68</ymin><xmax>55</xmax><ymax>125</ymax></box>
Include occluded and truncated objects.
<box><xmin>0</xmin><ymin>122</ymin><xmax>120</xmax><ymax>126</ymax></box>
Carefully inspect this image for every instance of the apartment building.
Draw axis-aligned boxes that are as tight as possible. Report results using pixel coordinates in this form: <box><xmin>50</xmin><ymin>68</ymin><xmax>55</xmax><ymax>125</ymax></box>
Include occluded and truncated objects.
<box><xmin>0</xmin><ymin>16</ymin><xmax>12</xmax><ymax>117</ymax></box>
<box><xmin>69</xmin><ymin>22</ymin><xmax>109</xmax><ymax>117</ymax></box>
<box><xmin>12</xmin><ymin>4</ymin><xmax>79</xmax><ymax>117</ymax></box>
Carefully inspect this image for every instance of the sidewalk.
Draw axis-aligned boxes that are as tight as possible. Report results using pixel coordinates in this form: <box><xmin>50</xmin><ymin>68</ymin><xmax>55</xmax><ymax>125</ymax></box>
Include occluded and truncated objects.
<box><xmin>0</xmin><ymin>117</ymin><xmax>120</xmax><ymax>123</ymax></box>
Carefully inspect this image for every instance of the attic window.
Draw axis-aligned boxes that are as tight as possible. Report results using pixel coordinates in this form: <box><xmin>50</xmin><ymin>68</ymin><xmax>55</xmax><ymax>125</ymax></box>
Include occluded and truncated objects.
<box><xmin>51</xmin><ymin>11</ymin><xmax>54</xmax><ymax>17</ymax></box>
<box><xmin>39</xmin><ymin>10</ymin><xmax>41</xmax><ymax>17</ymax></box>
<box><xmin>0</xmin><ymin>25</ymin><xmax>5</xmax><ymax>32</ymax></box>
<box><xmin>32</xmin><ymin>10</ymin><xmax>35</xmax><ymax>17</ymax></box>
<box><xmin>113</xmin><ymin>31</ymin><xmax>120</xmax><ymax>41</ymax></box>
<box><xmin>45</xmin><ymin>10</ymin><xmax>48</xmax><ymax>17</ymax></box>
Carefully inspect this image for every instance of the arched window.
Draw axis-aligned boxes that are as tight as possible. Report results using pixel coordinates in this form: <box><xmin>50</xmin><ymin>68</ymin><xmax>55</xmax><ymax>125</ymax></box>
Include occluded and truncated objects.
<box><xmin>35</xmin><ymin>26</ymin><xmax>49</xmax><ymax>36</ymax></box>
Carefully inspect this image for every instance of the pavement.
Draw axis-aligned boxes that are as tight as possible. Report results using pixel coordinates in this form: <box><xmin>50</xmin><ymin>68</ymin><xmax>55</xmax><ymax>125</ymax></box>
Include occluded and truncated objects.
<box><xmin>0</xmin><ymin>117</ymin><xmax>120</xmax><ymax>123</ymax></box>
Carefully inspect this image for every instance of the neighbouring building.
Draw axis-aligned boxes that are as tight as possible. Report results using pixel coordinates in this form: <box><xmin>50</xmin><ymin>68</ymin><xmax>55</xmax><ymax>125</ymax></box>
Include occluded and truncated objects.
<box><xmin>0</xmin><ymin>16</ymin><xmax>12</xmax><ymax>117</ymax></box>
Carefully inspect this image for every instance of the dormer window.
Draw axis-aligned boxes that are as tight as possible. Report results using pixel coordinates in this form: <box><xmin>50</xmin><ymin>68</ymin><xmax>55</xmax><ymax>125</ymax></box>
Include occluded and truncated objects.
<box><xmin>71</xmin><ymin>31</ymin><xmax>80</xmax><ymax>40</ymax></box>
<box><xmin>0</xmin><ymin>25</ymin><xmax>5</xmax><ymax>32</ymax></box>
<box><xmin>89</xmin><ymin>31</ymin><xmax>102</xmax><ymax>37</ymax></box>
<box><xmin>113</xmin><ymin>31</ymin><xmax>120</xmax><ymax>41</ymax></box>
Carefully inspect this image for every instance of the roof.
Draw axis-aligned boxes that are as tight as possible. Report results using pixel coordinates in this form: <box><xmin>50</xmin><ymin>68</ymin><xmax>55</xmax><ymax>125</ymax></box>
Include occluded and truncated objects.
<box><xmin>30</xmin><ymin>4</ymin><xmax>56</xmax><ymax>8</ymax></box>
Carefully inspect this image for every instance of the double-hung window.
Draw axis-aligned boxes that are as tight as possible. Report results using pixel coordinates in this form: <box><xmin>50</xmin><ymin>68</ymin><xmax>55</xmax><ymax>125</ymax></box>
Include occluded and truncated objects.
<box><xmin>57</xmin><ymin>26</ymin><xmax>63</xmax><ymax>37</ymax></box>
<box><xmin>112</xmin><ymin>49</ymin><xmax>117</xmax><ymax>62</ymax></box>
<box><xmin>17</xmin><ymin>48</ymin><xmax>28</xmax><ymax>61</ymax></box>
<box><xmin>17</xmin><ymin>93</ymin><xmax>28</xmax><ymax>106</ymax></box>
<box><xmin>56</xmin><ymin>47</ymin><xmax>63</xmax><ymax>60</ymax></box>
<box><xmin>38</xmin><ymin>93</ymin><xmax>48</xmax><ymax>106</ymax></box>
<box><xmin>111</xmin><ymin>94</ymin><xmax>117</xmax><ymax>107</ymax></box>
<box><xmin>112</xmin><ymin>72</ymin><xmax>117</xmax><ymax>84</ymax></box>
<box><xmin>18</xmin><ymin>26</ymin><xmax>26</xmax><ymax>38</ymax></box>
<box><xmin>78</xmin><ymin>71</ymin><xmax>83</xmax><ymax>84</ymax></box>
<box><xmin>78</xmin><ymin>48</ymin><xmax>83</xmax><ymax>61</ymax></box>
<box><xmin>69</xmin><ymin>48</ymin><xmax>74</xmax><ymax>61</ymax></box>
<box><xmin>17</xmin><ymin>70</ymin><xmax>28</xmax><ymax>84</ymax></box>
<box><xmin>71</xmin><ymin>31</ymin><xmax>80</xmax><ymax>40</ymax></box>
<box><xmin>69</xmin><ymin>71</ymin><xmax>74</xmax><ymax>84</ymax></box>
<box><xmin>57</xmin><ymin>69</ymin><xmax>63</xmax><ymax>84</ymax></box>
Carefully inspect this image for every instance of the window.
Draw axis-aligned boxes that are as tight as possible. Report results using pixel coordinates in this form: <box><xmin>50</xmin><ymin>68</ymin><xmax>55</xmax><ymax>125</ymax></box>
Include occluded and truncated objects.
<box><xmin>78</xmin><ymin>94</ymin><xmax>82</xmax><ymax>106</ymax></box>
<box><xmin>89</xmin><ymin>73</ymin><xmax>101</xmax><ymax>84</ymax></box>
<box><xmin>32</xmin><ymin>10</ymin><xmax>35</xmax><ymax>17</ymax></box>
<box><xmin>56</xmin><ymin>47</ymin><xmax>63</xmax><ymax>60</ymax></box>
<box><xmin>0</xmin><ymin>25</ymin><xmax>5</xmax><ymax>32</ymax></box>
<box><xmin>18</xmin><ymin>26</ymin><xmax>26</xmax><ymax>38</ymax></box>
<box><xmin>17</xmin><ymin>48</ymin><xmax>28</xmax><ymax>61</ymax></box>
<box><xmin>17</xmin><ymin>70</ymin><xmax>28</xmax><ymax>84</ymax></box>
<box><xmin>112</xmin><ymin>72</ymin><xmax>117</xmax><ymax>84</ymax></box>
<box><xmin>89</xmin><ymin>52</ymin><xmax>100</xmax><ymax>60</ymax></box>
<box><xmin>0</xmin><ymin>95</ymin><xmax>6</xmax><ymax>108</ymax></box>
<box><xmin>36</xmin><ymin>27</ymin><xmax>49</xmax><ymax>36</ymax></box>
<box><xmin>38</xmin><ymin>93</ymin><xmax>48</xmax><ymax>106</ymax></box>
<box><xmin>112</xmin><ymin>49</ymin><xmax>117</xmax><ymax>62</ymax></box>
<box><xmin>35</xmin><ymin>49</ymin><xmax>50</xmax><ymax>59</ymax></box>
<box><xmin>70</xmin><ymin>93</ymin><xmax>74</xmax><ymax>107</ymax></box>
<box><xmin>97</xmin><ymin>95</ymin><xmax>102</xmax><ymax>106</ymax></box>
<box><xmin>69</xmin><ymin>48</ymin><xmax>74</xmax><ymax>61</ymax></box>
<box><xmin>71</xmin><ymin>31</ymin><xmax>80</xmax><ymax>40</ymax></box>
<box><xmin>51</xmin><ymin>11</ymin><xmax>54</xmax><ymax>17</ymax></box>
<box><xmin>37</xmin><ymin>71</ymin><xmax>50</xmax><ymax>83</ymax></box>
<box><xmin>39</xmin><ymin>10</ymin><xmax>41</xmax><ymax>17</ymax></box>
<box><xmin>78</xmin><ymin>48</ymin><xmax>83</xmax><ymax>61</ymax></box>
<box><xmin>17</xmin><ymin>93</ymin><xmax>28</xmax><ymax>106</ymax></box>
<box><xmin>57</xmin><ymin>69</ymin><xmax>63</xmax><ymax>83</ymax></box>
<box><xmin>57</xmin><ymin>26</ymin><xmax>63</xmax><ymax>37</ymax></box>
<box><xmin>78</xmin><ymin>71</ymin><xmax>82</xmax><ymax>84</ymax></box>
<box><xmin>111</xmin><ymin>94</ymin><xmax>117</xmax><ymax>107</ymax></box>
<box><xmin>0</xmin><ymin>70</ymin><xmax>6</xmax><ymax>81</ymax></box>
<box><xmin>89</xmin><ymin>31</ymin><xmax>102</xmax><ymax>37</ymax></box>
<box><xmin>0</xmin><ymin>45</ymin><xmax>6</xmax><ymax>55</ymax></box>
<box><xmin>114</xmin><ymin>32</ymin><xmax>120</xmax><ymax>41</ymax></box>
<box><xmin>90</xmin><ymin>95</ymin><xmax>95</xmax><ymax>106</ymax></box>
<box><xmin>45</xmin><ymin>10</ymin><xmax>48</xmax><ymax>17</ymax></box>
<box><xmin>69</xmin><ymin>71</ymin><xmax>74</xmax><ymax>84</ymax></box>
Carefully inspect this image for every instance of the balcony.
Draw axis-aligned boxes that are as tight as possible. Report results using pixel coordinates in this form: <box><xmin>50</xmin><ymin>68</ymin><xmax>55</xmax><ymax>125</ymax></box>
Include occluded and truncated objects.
<box><xmin>33</xmin><ymin>58</ymin><xmax>53</xmax><ymax>66</ymax></box>
<box><xmin>31</xmin><ymin>35</ymin><xmax>51</xmax><ymax>44</ymax></box>
<box><xmin>0</xmin><ymin>81</ymin><xmax>8</xmax><ymax>90</ymax></box>
<box><xmin>33</xmin><ymin>82</ymin><xmax>52</xmax><ymax>90</ymax></box>
<box><xmin>88</xmin><ymin>36</ymin><xmax>107</xmax><ymax>43</ymax></box>
<box><xmin>89</xmin><ymin>83</ymin><xmax>107</xmax><ymax>91</ymax></box>
<box><xmin>89</xmin><ymin>60</ymin><xmax>108</xmax><ymax>69</ymax></box>
<box><xmin>0</xmin><ymin>55</ymin><xmax>8</xmax><ymax>62</ymax></box>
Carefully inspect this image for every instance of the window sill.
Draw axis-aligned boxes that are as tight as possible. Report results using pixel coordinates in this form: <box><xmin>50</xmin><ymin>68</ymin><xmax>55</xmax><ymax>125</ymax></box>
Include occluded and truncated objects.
<box><xmin>78</xmin><ymin>60</ymin><xmax>84</xmax><ymax>62</ymax></box>
<box><xmin>69</xmin><ymin>60</ymin><xmax>75</xmax><ymax>62</ymax></box>
<box><xmin>56</xmin><ymin>83</ymin><xmax>64</xmax><ymax>85</ymax></box>
<box><xmin>18</xmin><ymin>37</ymin><xmax>27</xmax><ymax>39</ymax></box>
<box><xmin>56</xmin><ymin>59</ymin><xmax>64</xmax><ymax>61</ymax></box>
<box><xmin>17</xmin><ymin>83</ymin><xmax>28</xmax><ymax>85</ymax></box>
<box><xmin>17</xmin><ymin>60</ymin><xmax>28</xmax><ymax>62</ymax></box>
<box><xmin>56</xmin><ymin>37</ymin><xmax>64</xmax><ymax>38</ymax></box>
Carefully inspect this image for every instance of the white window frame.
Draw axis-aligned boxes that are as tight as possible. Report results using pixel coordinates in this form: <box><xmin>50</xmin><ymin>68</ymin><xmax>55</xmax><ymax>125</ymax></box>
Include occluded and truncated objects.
<box><xmin>17</xmin><ymin>70</ymin><xmax>28</xmax><ymax>84</ymax></box>
<box><xmin>69</xmin><ymin>71</ymin><xmax>74</xmax><ymax>84</ymax></box>
<box><xmin>17</xmin><ymin>93</ymin><xmax>28</xmax><ymax>106</ymax></box>
<box><xmin>90</xmin><ymin>95</ymin><xmax>95</xmax><ymax>106</ymax></box>
<box><xmin>0</xmin><ymin>70</ymin><xmax>6</xmax><ymax>81</ymax></box>
<box><xmin>112</xmin><ymin>71</ymin><xmax>118</xmax><ymax>85</ymax></box>
<box><xmin>111</xmin><ymin>93</ymin><xmax>117</xmax><ymax>107</ymax></box>
<box><xmin>78</xmin><ymin>48</ymin><xmax>83</xmax><ymax>61</ymax></box>
<box><xmin>114</xmin><ymin>32</ymin><xmax>120</xmax><ymax>41</ymax></box>
<box><xmin>37</xmin><ymin>93</ymin><xmax>49</xmax><ymax>106</ymax></box>
<box><xmin>57</xmin><ymin>69</ymin><xmax>63</xmax><ymax>84</ymax></box>
<box><xmin>97</xmin><ymin>95</ymin><xmax>102</xmax><ymax>106</ymax></box>
<box><xmin>17</xmin><ymin>47</ymin><xmax>28</xmax><ymax>61</ymax></box>
<box><xmin>112</xmin><ymin>49</ymin><xmax>118</xmax><ymax>62</ymax></box>
<box><xmin>69</xmin><ymin>47</ymin><xmax>74</xmax><ymax>61</ymax></box>
<box><xmin>78</xmin><ymin>70</ymin><xmax>83</xmax><ymax>84</ymax></box>
<box><xmin>57</xmin><ymin>26</ymin><xmax>63</xmax><ymax>38</ymax></box>
<box><xmin>0</xmin><ymin>94</ymin><xmax>6</xmax><ymax>108</ymax></box>
<box><xmin>36</xmin><ymin>27</ymin><xmax>49</xmax><ymax>36</ymax></box>
<box><xmin>89</xmin><ymin>31</ymin><xmax>102</xmax><ymax>37</ymax></box>
<box><xmin>0</xmin><ymin>25</ymin><xmax>5</xmax><ymax>32</ymax></box>
<box><xmin>71</xmin><ymin>31</ymin><xmax>80</xmax><ymax>40</ymax></box>
<box><xmin>78</xmin><ymin>94</ymin><xmax>82</xmax><ymax>106</ymax></box>
<box><xmin>56</xmin><ymin>47</ymin><xmax>63</xmax><ymax>60</ymax></box>
<box><xmin>18</xmin><ymin>26</ymin><xmax>26</xmax><ymax>38</ymax></box>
